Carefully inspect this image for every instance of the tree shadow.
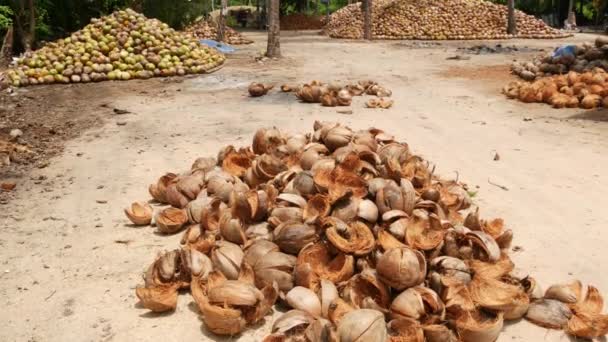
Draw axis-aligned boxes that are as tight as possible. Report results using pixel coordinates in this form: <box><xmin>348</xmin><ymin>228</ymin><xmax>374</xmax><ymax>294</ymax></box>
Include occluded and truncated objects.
<box><xmin>568</xmin><ymin>109</ymin><xmax>608</xmax><ymax>122</ymax></box>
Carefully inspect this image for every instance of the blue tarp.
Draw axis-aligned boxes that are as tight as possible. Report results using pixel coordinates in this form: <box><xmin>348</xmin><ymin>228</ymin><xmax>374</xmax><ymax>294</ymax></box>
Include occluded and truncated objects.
<box><xmin>200</xmin><ymin>39</ymin><xmax>236</xmax><ymax>54</ymax></box>
<box><xmin>552</xmin><ymin>45</ymin><xmax>576</xmax><ymax>59</ymax></box>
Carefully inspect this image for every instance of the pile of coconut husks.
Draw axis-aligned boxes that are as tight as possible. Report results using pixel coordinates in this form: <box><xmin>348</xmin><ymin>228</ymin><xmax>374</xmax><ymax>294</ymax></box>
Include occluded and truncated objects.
<box><xmin>249</xmin><ymin>80</ymin><xmax>394</xmax><ymax>109</ymax></box>
<box><xmin>511</xmin><ymin>37</ymin><xmax>608</xmax><ymax>81</ymax></box>
<box><xmin>126</xmin><ymin>122</ymin><xmax>608</xmax><ymax>341</ymax></box>
<box><xmin>325</xmin><ymin>0</ymin><xmax>569</xmax><ymax>40</ymax></box>
<box><xmin>503</xmin><ymin>68</ymin><xmax>608</xmax><ymax>109</ymax></box>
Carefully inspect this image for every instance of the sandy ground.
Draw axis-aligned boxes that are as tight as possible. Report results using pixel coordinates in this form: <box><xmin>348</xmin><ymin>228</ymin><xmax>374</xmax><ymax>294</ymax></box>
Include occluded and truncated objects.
<box><xmin>1</xmin><ymin>31</ymin><xmax>608</xmax><ymax>342</ymax></box>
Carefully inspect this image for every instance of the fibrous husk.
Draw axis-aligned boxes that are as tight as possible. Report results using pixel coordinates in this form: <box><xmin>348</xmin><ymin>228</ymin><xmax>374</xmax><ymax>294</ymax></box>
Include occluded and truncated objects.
<box><xmin>422</xmin><ymin>324</ymin><xmax>458</xmax><ymax>342</ymax></box>
<box><xmin>211</xmin><ymin>241</ymin><xmax>244</xmax><ymax>280</ymax></box>
<box><xmin>296</xmin><ymin>84</ymin><xmax>326</xmax><ymax>103</ymax></box>
<box><xmin>376</xmin><ymin>247</ymin><xmax>426</xmax><ymax>290</ymax></box>
<box><xmin>286</xmin><ymin>286</ymin><xmax>322</xmax><ymax>317</ymax></box>
<box><xmin>342</xmin><ymin>268</ymin><xmax>391</xmax><ymax>310</ymax></box>
<box><xmin>295</xmin><ymin>241</ymin><xmax>354</xmax><ymax>291</ymax></box>
<box><xmin>321</xmin><ymin>93</ymin><xmax>338</xmax><ymax>107</ymax></box>
<box><xmin>366</xmin><ymin>97</ymin><xmax>394</xmax><ymax>109</ymax></box>
<box><xmin>200</xmin><ymin>197</ymin><xmax>227</xmax><ymax>231</ymax></box>
<box><xmin>219</xmin><ymin>210</ymin><xmax>247</xmax><ymax>245</ymax></box>
<box><xmin>191</xmin><ymin>157</ymin><xmax>216</xmax><ymax>171</ymax></box>
<box><xmin>273</xmin><ymin>221</ymin><xmax>319</xmax><ymax>254</ymax></box>
<box><xmin>253</xmin><ymin>127</ymin><xmax>286</xmax><ymax>155</ymax></box>
<box><xmin>430</xmin><ymin>256</ymin><xmax>471</xmax><ymax>284</ymax></box>
<box><xmin>468</xmin><ymin>275</ymin><xmax>530</xmax><ymax>320</ymax></box>
<box><xmin>467</xmin><ymin>254</ymin><xmax>514</xmax><ymax>279</ymax></box>
<box><xmin>269</xmin><ymin>207</ymin><xmax>304</xmax><ymax>227</ymax></box>
<box><xmin>156</xmin><ymin>207</ymin><xmax>188</xmax><ymax>234</ymax></box>
<box><xmin>544</xmin><ymin>280</ymin><xmax>582</xmax><ymax>303</ymax></box>
<box><xmin>526</xmin><ymin>299</ymin><xmax>572</xmax><ymax>329</ymax></box>
<box><xmin>180</xmin><ymin>224</ymin><xmax>216</xmax><ymax>254</ymax></box>
<box><xmin>125</xmin><ymin>201</ymin><xmax>153</xmax><ymax>225</ymax></box>
<box><xmin>197</xmin><ymin>279</ymin><xmax>279</xmax><ymax>335</ymax></box>
<box><xmin>243</xmin><ymin>239</ymin><xmax>280</xmax><ymax>267</ymax></box>
<box><xmin>405</xmin><ymin>212</ymin><xmax>445</xmax><ymax>251</ymax></box>
<box><xmin>221</xmin><ymin>146</ymin><xmax>254</xmax><ymax>177</ymax></box>
<box><xmin>135</xmin><ymin>283</ymin><xmax>180</xmax><ymax>312</ymax></box>
<box><xmin>454</xmin><ymin>309</ymin><xmax>504</xmax><ymax>342</ymax></box>
<box><xmin>249</xmin><ymin>82</ymin><xmax>274</xmax><ymax>97</ymax></box>
<box><xmin>464</xmin><ymin>230</ymin><xmax>501</xmax><ymax>262</ymax></box>
<box><xmin>390</xmin><ymin>286</ymin><xmax>443</xmax><ymax>321</ymax></box>
<box><xmin>323</xmin><ymin>218</ymin><xmax>375</xmax><ymax>256</ymax></box>
<box><xmin>376</xmin><ymin>179</ymin><xmax>416</xmax><ymax>215</ymax></box>
<box><xmin>303</xmin><ymin>194</ymin><xmax>332</xmax><ymax>222</ymax></box>
<box><xmin>337</xmin><ymin>309</ymin><xmax>387</xmax><ymax>342</ymax></box>
<box><xmin>387</xmin><ymin>317</ymin><xmax>424</xmax><ymax>342</ymax></box>
<box><xmin>304</xmin><ymin>317</ymin><xmax>338</xmax><ymax>342</ymax></box>
<box><xmin>149</xmin><ymin>173</ymin><xmax>177</xmax><ymax>204</ymax></box>
<box><xmin>254</xmin><ymin>251</ymin><xmax>297</xmax><ymax>292</ymax></box>
<box><xmin>268</xmin><ymin>309</ymin><xmax>315</xmax><ymax>338</ymax></box>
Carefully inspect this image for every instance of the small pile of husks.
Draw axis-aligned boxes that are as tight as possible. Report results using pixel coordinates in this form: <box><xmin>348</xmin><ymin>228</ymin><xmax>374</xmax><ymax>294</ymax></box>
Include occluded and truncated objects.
<box><xmin>279</xmin><ymin>80</ymin><xmax>394</xmax><ymax>109</ymax></box>
<box><xmin>280</xmin><ymin>14</ymin><xmax>325</xmax><ymax>31</ymax></box>
<box><xmin>511</xmin><ymin>37</ymin><xmax>608</xmax><ymax>81</ymax></box>
<box><xmin>504</xmin><ymin>68</ymin><xmax>608</xmax><ymax>109</ymax></box>
<box><xmin>127</xmin><ymin>122</ymin><xmax>608</xmax><ymax>340</ymax></box>
<box><xmin>185</xmin><ymin>19</ymin><xmax>253</xmax><ymax>45</ymax></box>
<box><xmin>325</xmin><ymin>0</ymin><xmax>569</xmax><ymax>40</ymax></box>
<box><xmin>2</xmin><ymin>9</ymin><xmax>225</xmax><ymax>87</ymax></box>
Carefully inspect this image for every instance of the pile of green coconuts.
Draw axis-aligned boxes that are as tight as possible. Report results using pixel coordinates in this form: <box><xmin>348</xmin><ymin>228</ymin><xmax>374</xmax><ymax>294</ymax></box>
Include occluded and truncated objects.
<box><xmin>3</xmin><ymin>9</ymin><xmax>225</xmax><ymax>87</ymax></box>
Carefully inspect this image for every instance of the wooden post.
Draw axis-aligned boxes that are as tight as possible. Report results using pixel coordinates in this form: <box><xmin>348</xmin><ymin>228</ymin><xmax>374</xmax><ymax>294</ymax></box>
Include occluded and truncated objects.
<box><xmin>266</xmin><ymin>0</ymin><xmax>280</xmax><ymax>57</ymax></box>
<box><xmin>363</xmin><ymin>0</ymin><xmax>372</xmax><ymax>40</ymax></box>
<box><xmin>218</xmin><ymin>0</ymin><xmax>228</xmax><ymax>42</ymax></box>
<box><xmin>506</xmin><ymin>0</ymin><xmax>516</xmax><ymax>35</ymax></box>
<box><xmin>0</xmin><ymin>26</ymin><xmax>14</xmax><ymax>68</ymax></box>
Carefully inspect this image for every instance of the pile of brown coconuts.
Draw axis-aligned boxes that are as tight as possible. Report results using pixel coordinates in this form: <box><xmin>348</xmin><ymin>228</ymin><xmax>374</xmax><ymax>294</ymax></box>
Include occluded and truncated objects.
<box><xmin>127</xmin><ymin>122</ymin><xmax>608</xmax><ymax>341</ymax></box>
<box><xmin>325</xmin><ymin>0</ymin><xmax>569</xmax><ymax>40</ymax></box>
<box><xmin>504</xmin><ymin>68</ymin><xmax>608</xmax><ymax>109</ymax></box>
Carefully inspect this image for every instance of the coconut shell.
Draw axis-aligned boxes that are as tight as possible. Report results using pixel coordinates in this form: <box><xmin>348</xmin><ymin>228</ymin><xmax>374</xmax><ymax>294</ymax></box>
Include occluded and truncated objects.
<box><xmin>135</xmin><ymin>283</ymin><xmax>180</xmax><ymax>312</ymax></box>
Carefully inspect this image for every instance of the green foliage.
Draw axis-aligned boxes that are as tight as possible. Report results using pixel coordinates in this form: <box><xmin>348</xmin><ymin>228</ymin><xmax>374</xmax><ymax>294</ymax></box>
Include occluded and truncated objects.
<box><xmin>0</xmin><ymin>5</ymin><xmax>12</xmax><ymax>30</ymax></box>
<box><xmin>582</xmin><ymin>1</ymin><xmax>597</xmax><ymax>19</ymax></box>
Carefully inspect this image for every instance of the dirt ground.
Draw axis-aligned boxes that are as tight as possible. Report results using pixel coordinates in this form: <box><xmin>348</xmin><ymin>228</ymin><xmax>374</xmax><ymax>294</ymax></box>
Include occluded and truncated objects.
<box><xmin>1</xmin><ymin>31</ymin><xmax>608</xmax><ymax>342</ymax></box>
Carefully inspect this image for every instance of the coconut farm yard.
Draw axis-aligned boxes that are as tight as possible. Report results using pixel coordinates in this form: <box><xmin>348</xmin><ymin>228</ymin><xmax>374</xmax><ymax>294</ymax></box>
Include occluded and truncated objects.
<box><xmin>1</xmin><ymin>1</ymin><xmax>608</xmax><ymax>341</ymax></box>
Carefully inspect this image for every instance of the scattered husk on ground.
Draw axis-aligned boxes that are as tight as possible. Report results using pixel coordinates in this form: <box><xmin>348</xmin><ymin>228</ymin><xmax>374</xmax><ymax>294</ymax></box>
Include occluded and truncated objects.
<box><xmin>129</xmin><ymin>122</ymin><xmax>607</xmax><ymax>340</ymax></box>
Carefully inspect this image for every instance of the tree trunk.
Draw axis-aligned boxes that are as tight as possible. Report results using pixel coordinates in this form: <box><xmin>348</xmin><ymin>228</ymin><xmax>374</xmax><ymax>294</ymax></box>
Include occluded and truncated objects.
<box><xmin>131</xmin><ymin>0</ymin><xmax>144</xmax><ymax>12</ymax></box>
<box><xmin>363</xmin><ymin>0</ymin><xmax>372</xmax><ymax>40</ymax></box>
<box><xmin>506</xmin><ymin>0</ymin><xmax>516</xmax><ymax>35</ymax></box>
<box><xmin>0</xmin><ymin>26</ymin><xmax>14</xmax><ymax>68</ymax></box>
<box><xmin>26</xmin><ymin>0</ymin><xmax>35</xmax><ymax>51</ymax></box>
<box><xmin>266</xmin><ymin>0</ymin><xmax>280</xmax><ymax>57</ymax></box>
<box><xmin>14</xmin><ymin>0</ymin><xmax>35</xmax><ymax>52</ymax></box>
<box><xmin>217</xmin><ymin>0</ymin><xmax>227</xmax><ymax>42</ymax></box>
<box><xmin>566</xmin><ymin>0</ymin><xmax>574</xmax><ymax>26</ymax></box>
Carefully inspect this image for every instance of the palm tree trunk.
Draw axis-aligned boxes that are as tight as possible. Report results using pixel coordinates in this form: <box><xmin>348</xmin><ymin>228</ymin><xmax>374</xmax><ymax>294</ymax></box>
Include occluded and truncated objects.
<box><xmin>0</xmin><ymin>26</ymin><xmax>14</xmax><ymax>68</ymax></box>
<box><xmin>363</xmin><ymin>0</ymin><xmax>372</xmax><ymax>40</ymax></box>
<box><xmin>506</xmin><ymin>0</ymin><xmax>516</xmax><ymax>35</ymax></box>
<box><xmin>217</xmin><ymin>0</ymin><xmax>227</xmax><ymax>42</ymax></box>
<box><xmin>266</xmin><ymin>0</ymin><xmax>281</xmax><ymax>57</ymax></box>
